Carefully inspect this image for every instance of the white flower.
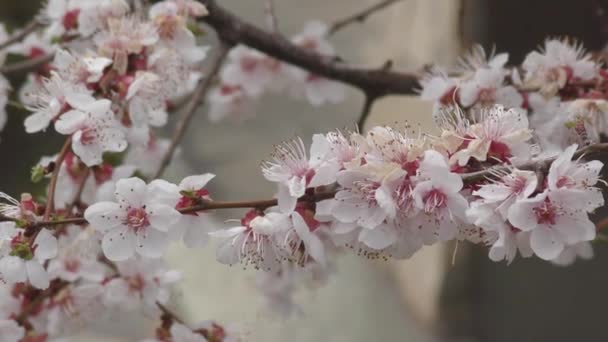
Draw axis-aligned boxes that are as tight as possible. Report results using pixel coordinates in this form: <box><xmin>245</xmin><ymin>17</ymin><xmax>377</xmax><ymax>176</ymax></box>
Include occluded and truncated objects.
<box><xmin>84</xmin><ymin>177</ymin><xmax>181</xmax><ymax>261</ymax></box>
<box><xmin>211</xmin><ymin>210</ymin><xmax>285</xmax><ymax>271</ymax></box>
<box><xmin>46</xmin><ymin>283</ymin><xmax>104</xmax><ymax>336</ymax></box>
<box><xmin>288</xmin><ymin>21</ymin><xmax>345</xmax><ymax>106</ymax></box>
<box><xmin>103</xmin><ymin>257</ymin><xmax>181</xmax><ymax>313</ymax></box>
<box><xmin>208</xmin><ymin>84</ymin><xmax>257</xmax><ymax>123</ymax></box>
<box><xmin>508</xmin><ymin>190</ymin><xmax>595</xmax><ymax>260</ymax></box>
<box><xmin>94</xmin><ymin>17</ymin><xmax>159</xmax><ymax>74</ymax></box>
<box><xmin>0</xmin><ymin>225</ymin><xmax>58</xmax><ymax>289</ymax></box>
<box><xmin>77</xmin><ymin>0</ymin><xmax>131</xmax><ymax>37</ymax></box>
<box><xmin>522</xmin><ymin>39</ymin><xmax>598</xmax><ymax>96</ymax></box>
<box><xmin>221</xmin><ymin>46</ymin><xmax>285</xmax><ymax>97</ymax></box>
<box><xmin>0</xmin><ymin>320</ymin><xmax>24</xmax><ymax>342</ymax></box>
<box><xmin>24</xmin><ymin>72</ymin><xmax>96</xmax><ymax>134</ymax></box>
<box><xmin>55</xmin><ymin>99</ymin><xmax>127</xmax><ymax>166</ymax></box>
<box><xmin>126</xmin><ymin>72</ymin><xmax>169</xmax><ymax>145</ymax></box>
<box><xmin>411</xmin><ymin>150</ymin><xmax>469</xmax><ymax>243</ymax></box>
<box><xmin>53</xmin><ymin>49</ymin><xmax>112</xmax><ymax>85</ymax></box>
<box><xmin>47</xmin><ymin>226</ymin><xmax>107</xmax><ymax>282</ymax></box>
<box><xmin>450</xmin><ymin>105</ymin><xmax>533</xmax><ymax>167</ymax></box>
<box><xmin>44</xmin><ymin>0</ymin><xmax>84</xmax><ymax>37</ymax></box>
<box><xmin>546</xmin><ymin>144</ymin><xmax>604</xmax><ymax>212</ymax></box>
<box><xmin>124</xmin><ymin>137</ymin><xmax>176</xmax><ymax>178</ymax></box>
<box><xmin>458</xmin><ymin>67</ymin><xmax>523</xmax><ymax>108</ymax></box>
<box><xmin>262</xmin><ymin>136</ymin><xmax>339</xmax><ymax>213</ymax></box>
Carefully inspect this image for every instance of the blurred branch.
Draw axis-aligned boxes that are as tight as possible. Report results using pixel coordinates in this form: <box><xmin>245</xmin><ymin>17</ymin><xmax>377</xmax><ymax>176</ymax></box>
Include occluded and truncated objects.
<box><xmin>197</xmin><ymin>0</ymin><xmax>420</xmax><ymax>97</ymax></box>
<box><xmin>0</xmin><ymin>19</ymin><xmax>41</xmax><ymax>51</ymax></box>
<box><xmin>328</xmin><ymin>0</ymin><xmax>404</xmax><ymax>35</ymax></box>
<box><xmin>0</xmin><ymin>53</ymin><xmax>54</xmax><ymax>75</ymax></box>
<box><xmin>43</xmin><ymin>137</ymin><xmax>72</xmax><ymax>221</ymax></box>
<box><xmin>153</xmin><ymin>41</ymin><xmax>231</xmax><ymax>179</ymax></box>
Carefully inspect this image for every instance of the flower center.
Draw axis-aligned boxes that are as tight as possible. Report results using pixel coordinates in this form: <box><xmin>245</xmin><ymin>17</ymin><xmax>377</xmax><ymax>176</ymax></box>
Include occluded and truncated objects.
<box><xmin>62</xmin><ymin>9</ymin><xmax>81</xmax><ymax>31</ymax></box>
<box><xmin>64</xmin><ymin>259</ymin><xmax>81</xmax><ymax>273</ymax></box>
<box><xmin>423</xmin><ymin>189</ymin><xmax>447</xmax><ymax>213</ymax></box>
<box><xmin>80</xmin><ymin>127</ymin><xmax>97</xmax><ymax>145</ymax></box>
<box><xmin>125</xmin><ymin>207</ymin><xmax>150</xmax><ymax>231</ymax></box>
<box><xmin>127</xmin><ymin>274</ymin><xmax>145</xmax><ymax>293</ymax></box>
<box><xmin>533</xmin><ymin>199</ymin><xmax>558</xmax><ymax>225</ymax></box>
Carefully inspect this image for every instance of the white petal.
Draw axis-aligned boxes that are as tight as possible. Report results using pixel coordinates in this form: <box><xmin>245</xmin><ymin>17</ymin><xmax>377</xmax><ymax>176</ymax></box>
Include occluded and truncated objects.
<box><xmin>277</xmin><ymin>184</ymin><xmax>297</xmax><ymax>213</ymax></box>
<box><xmin>54</xmin><ymin>109</ymin><xmax>86</xmax><ymax>134</ymax></box>
<box><xmin>84</xmin><ymin>201</ymin><xmax>125</xmax><ymax>234</ymax></box>
<box><xmin>179</xmin><ymin>174</ymin><xmax>215</xmax><ymax>191</ymax></box>
<box><xmin>359</xmin><ymin>224</ymin><xmax>397</xmax><ymax>250</ymax></box>
<box><xmin>0</xmin><ymin>256</ymin><xmax>26</xmax><ymax>283</ymax></box>
<box><xmin>147</xmin><ymin>204</ymin><xmax>181</xmax><ymax>232</ymax></box>
<box><xmin>33</xmin><ymin>229</ymin><xmax>58</xmax><ymax>261</ymax></box>
<box><xmin>136</xmin><ymin>228</ymin><xmax>168</xmax><ymax>258</ymax></box>
<box><xmin>530</xmin><ymin>228</ymin><xmax>564</xmax><ymax>260</ymax></box>
<box><xmin>102</xmin><ymin>228</ymin><xmax>136</xmax><ymax>261</ymax></box>
<box><xmin>26</xmin><ymin>261</ymin><xmax>50</xmax><ymax>289</ymax></box>
<box><xmin>292</xmin><ymin>213</ymin><xmax>326</xmax><ymax>266</ymax></box>
<box><xmin>115</xmin><ymin>177</ymin><xmax>147</xmax><ymax>207</ymax></box>
<box><xmin>24</xmin><ymin>112</ymin><xmax>51</xmax><ymax>133</ymax></box>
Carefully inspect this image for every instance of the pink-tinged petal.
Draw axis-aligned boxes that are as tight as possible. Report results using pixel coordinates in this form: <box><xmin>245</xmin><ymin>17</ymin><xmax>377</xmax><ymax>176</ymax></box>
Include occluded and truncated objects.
<box><xmin>24</xmin><ymin>112</ymin><xmax>52</xmax><ymax>133</ymax></box>
<box><xmin>507</xmin><ymin>197</ymin><xmax>542</xmax><ymax>231</ymax></box>
<box><xmin>375</xmin><ymin>185</ymin><xmax>397</xmax><ymax>219</ymax></box>
<box><xmin>85</xmin><ymin>202</ymin><xmax>125</xmax><ymax>234</ymax></box>
<box><xmin>447</xmin><ymin>194</ymin><xmax>469</xmax><ymax>222</ymax></box>
<box><xmin>54</xmin><ymin>109</ymin><xmax>86</xmax><ymax>134</ymax></box>
<box><xmin>0</xmin><ymin>256</ymin><xmax>26</xmax><ymax>283</ymax></box>
<box><xmin>72</xmin><ymin>133</ymin><xmax>104</xmax><ymax>166</ymax></box>
<box><xmin>209</xmin><ymin>226</ymin><xmax>246</xmax><ymax>238</ymax></box>
<box><xmin>115</xmin><ymin>177</ymin><xmax>147</xmax><ymax>207</ymax></box>
<box><xmin>292</xmin><ymin>212</ymin><xmax>326</xmax><ymax>266</ymax></box>
<box><xmin>147</xmin><ymin>204</ymin><xmax>180</xmax><ymax>232</ymax></box>
<box><xmin>179</xmin><ymin>174</ymin><xmax>215</xmax><ymax>191</ymax></box>
<box><xmin>64</xmin><ymin>92</ymin><xmax>97</xmax><ymax>112</ymax></box>
<box><xmin>554</xmin><ymin>213</ymin><xmax>595</xmax><ymax>244</ymax></box>
<box><xmin>473</xmin><ymin>184</ymin><xmax>512</xmax><ymax>202</ymax></box>
<box><xmin>26</xmin><ymin>260</ymin><xmax>49</xmax><ymax>289</ymax></box>
<box><xmin>309</xmin><ymin>162</ymin><xmax>339</xmax><ymax>187</ymax></box>
<box><xmin>496</xmin><ymin>86</ymin><xmax>523</xmax><ymax>108</ymax></box>
<box><xmin>530</xmin><ymin>228</ymin><xmax>563</xmax><ymax>260</ymax></box>
<box><xmin>458</xmin><ymin>81</ymin><xmax>479</xmax><ymax>107</ymax></box>
<box><xmin>136</xmin><ymin>228</ymin><xmax>168</xmax><ymax>258</ymax></box>
<box><xmin>336</xmin><ymin>170</ymin><xmax>367</xmax><ymax>188</ymax></box>
<box><xmin>0</xmin><ymin>320</ymin><xmax>25</xmax><ymax>342</ymax></box>
<box><xmin>358</xmin><ymin>224</ymin><xmax>396</xmax><ymax>250</ymax></box>
<box><xmin>287</xmin><ymin>176</ymin><xmax>306</xmax><ymax>197</ymax></box>
<box><xmin>332</xmin><ymin>200</ymin><xmax>359</xmax><ymax>223</ymax></box>
<box><xmin>277</xmin><ymin>184</ymin><xmax>297</xmax><ymax>213</ymax></box>
<box><xmin>309</xmin><ymin>134</ymin><xmax>330</xmax><ymax>162</ymax></box>
<box><xmin>102</xmin><ymin>227</ymin><xmax>136</xmax><ymax>261</ymax></box>
<box><xmin>358</xmin><ymin>207</ymin><xmax>387</xmax><ymax>229</ymax></box>
<box><xmin>33</xmin><ymin>229</ymin><xmax>57</xmax><ymax>261</ymax></box>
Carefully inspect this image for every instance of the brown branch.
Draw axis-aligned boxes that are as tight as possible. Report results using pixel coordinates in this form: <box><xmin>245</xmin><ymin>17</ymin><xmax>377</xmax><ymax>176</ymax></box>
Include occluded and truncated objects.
<box><xmin>157</xmin><ymin>302</ymin><xmax>185</xmax><ymax>325</ymax></box>
<box><xmin>328</xmin><ymin>0</ymin><xmax>404</xmax><ymax>35</ymax></box>
<box><xmin>65</xmin><ymin>168</ymin><xmax>90</xmax><ymax>215</ymax></box>
<box><xmin>0</xmin><ymin>20</ymin><xmax>41</xmax><ymax>51</ymax></box>
<box><xmin>357</xmin><ymin>94</ymin><xmax>377</xmax><ymax>132</ymax></box>
<box><xmin>44</xmin><ymin>138</ymin><xmax>72</xmax><ymax>221</ymax></box>
<box><xmin>0</xmin><ymin>53</ymin><xmax>54</xmax><ymax>75</ymax></box>
<box><xmin>153</xmin><ymin>41</ymin><xmax>231</xmax><ymax>179</ymax></box>
<box><xmin>197</xmin><ymin>0</ymin><xmax>419</xmax><ymax>97</ymax></box>
<box><xmin>15</xmin><ymin>281</ymin><xmax>69</xmax><ymax>326</ymax></box>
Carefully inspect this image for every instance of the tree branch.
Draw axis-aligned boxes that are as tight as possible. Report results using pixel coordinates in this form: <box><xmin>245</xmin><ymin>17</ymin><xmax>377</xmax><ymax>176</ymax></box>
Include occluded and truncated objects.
<box><xmin>197</xmin><ymin>0</ymin><xmax>420</xmax><ymax>97</ymax></box>
<box><xmin>0</xmin><ymin>20</ymin><xmax>41</xmax><ymax>51</ymax></box>
<box><xmin>357</xmin><ymin>94</ymin><xmax>377</xmax><ymax>132</ymax></box>
<box><xmin>153</xmin><ymin>41</ymin><xmax>231</xmax><ymax>179</ymax></box>
<box><xmin>0</xmin><ymin>53</ymin><xmax>54</xmax><ymax>75</ymax></box>
<box><xmin>44</xmin><ymin>138</ymin><xmax>72</xmax><ymax>221</ymax></box>
<box><xmin>328</xmin><ymin>0</ymin><xmax>404</xmax><ymax>35</ymax></box>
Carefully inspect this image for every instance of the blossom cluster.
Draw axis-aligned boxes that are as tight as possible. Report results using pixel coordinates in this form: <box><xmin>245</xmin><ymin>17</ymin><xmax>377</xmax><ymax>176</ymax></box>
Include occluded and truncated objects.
<box><xmin>208</xmin><ymin>21</ymin><xmax>346</xmax><ymax>122</ymax></box>
<box><xmin>420</xmin><ymin>40</ymin><xmax>608</xmax><ymax>153</ymax></box>
<box><xmin>0</xmin><ymin>0</ymin><xmax>606</xmax><ymax>339</ymax></box>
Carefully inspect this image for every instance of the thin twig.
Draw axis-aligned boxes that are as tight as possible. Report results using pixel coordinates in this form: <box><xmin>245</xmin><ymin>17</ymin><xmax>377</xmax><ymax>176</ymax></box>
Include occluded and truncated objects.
<box><xmin>65</xmin><ymin>168</ymin><xmax>91</xmax><ymax>215</ymax></box>
<box><xmin>0</xmin><ymin>53</ymin><xmax>54</xmax><ymax>75</ymax></box>
<box><xmin>264</xmin><ymin>0</ymin><xmax>279</xmax><ymax>33</ymax></box>
<box><xmin>153</xmin><ymin>41</ymin><xmax>231</xmax><ymax>179</ymax></box>
<box><xmin>357</xmin><ymin>94</ymin><xmax>377</xmax><ymax>132</ymax></box>
<box><xmin>198</xmin><ymin>0</ymin><xmax>419</xmax><ymax>97</ymax></box>
<box><xmin>328</xmin><ymin>0</ymin><xmax>404</xmax><ymax>35</ymax></box>
<box><xmin>157</xmin><ymin>302</ymin><xmax>185</xmax><ymax>325</ymax></box>
<box><xmin>0</xmin><ymin>20</ymin><xmax>41</xmax><ymax>51</ymax></box>
<box><xmin>44</xmin><ymin>138</ymin><xmax>72</xmax><ymax>221</ymax></box>
<box><xmin>15</xmin><ymin>281</ymin><xmax>69</xmax><ymax>325</ymax></box>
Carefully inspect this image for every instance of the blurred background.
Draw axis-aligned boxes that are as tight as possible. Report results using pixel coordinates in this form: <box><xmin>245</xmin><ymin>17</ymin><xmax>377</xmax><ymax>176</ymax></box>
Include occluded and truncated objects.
<box><xmin>2</xmin><ymin>0</ymin><xmax>608</xmax><ymax>341</ymax></box>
